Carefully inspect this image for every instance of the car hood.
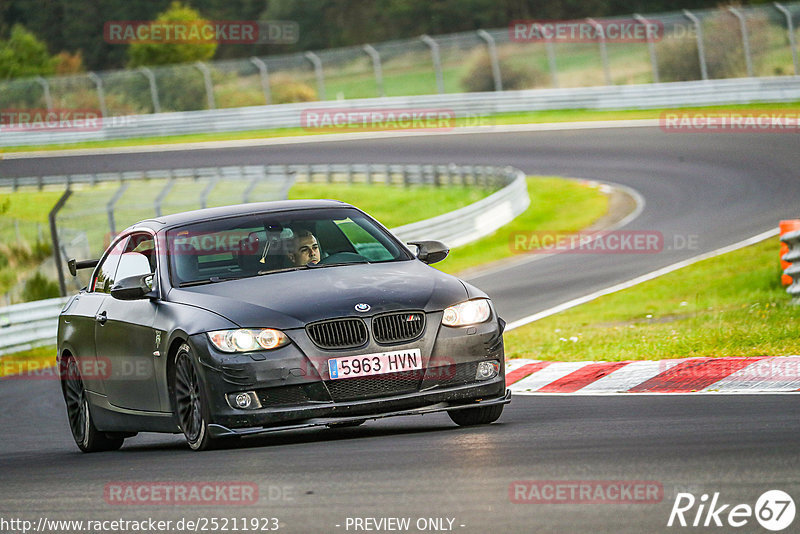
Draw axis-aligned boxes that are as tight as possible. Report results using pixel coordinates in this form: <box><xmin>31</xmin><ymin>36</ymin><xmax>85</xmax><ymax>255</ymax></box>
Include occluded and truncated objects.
<box><xmin>167</xmin><ymin>260</ymin><xmax>469</xmax><ymax>329</ymax></box>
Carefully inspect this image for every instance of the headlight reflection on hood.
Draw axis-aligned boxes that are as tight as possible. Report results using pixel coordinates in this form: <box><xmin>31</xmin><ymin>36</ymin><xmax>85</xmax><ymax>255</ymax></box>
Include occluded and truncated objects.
<box><xmin>442</xmin><ymin>299</ymin><xmax>491</xmax><ymax>327</ymax></box>
<box><xmin>207</xmin><ymin>328</ymin><xmax>289</xmax><ymax>352</ymax></box>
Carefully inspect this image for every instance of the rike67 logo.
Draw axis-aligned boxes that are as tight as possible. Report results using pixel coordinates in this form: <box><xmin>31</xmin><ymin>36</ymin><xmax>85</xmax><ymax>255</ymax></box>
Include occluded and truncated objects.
<box><xmin>668</xmin><ymin>490</ymin><xmax>795</xmax><ymax>531</ymax></box>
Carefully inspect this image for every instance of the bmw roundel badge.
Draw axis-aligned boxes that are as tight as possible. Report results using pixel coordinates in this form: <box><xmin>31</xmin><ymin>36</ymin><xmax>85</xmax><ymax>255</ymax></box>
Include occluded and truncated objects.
<box><xmin>355</xmin><ymin>303</ymin><xmax>371</xmax><ymax>312</ymax></box>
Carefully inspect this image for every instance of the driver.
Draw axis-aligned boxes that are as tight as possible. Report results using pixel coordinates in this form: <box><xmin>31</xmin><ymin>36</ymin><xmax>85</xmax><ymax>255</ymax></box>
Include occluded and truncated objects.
<box><xmin>287</xmin><ymin>229</ymin><xmax>321</xmax><ymax>266</ymax></box>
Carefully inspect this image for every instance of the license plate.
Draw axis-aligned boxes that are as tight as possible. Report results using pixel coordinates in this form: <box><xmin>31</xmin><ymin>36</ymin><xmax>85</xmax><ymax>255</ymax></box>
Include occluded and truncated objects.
<box><xmin>328</xmin><ymin>349</ymin><xmax>422</xmax><ymax>380</ymax></box>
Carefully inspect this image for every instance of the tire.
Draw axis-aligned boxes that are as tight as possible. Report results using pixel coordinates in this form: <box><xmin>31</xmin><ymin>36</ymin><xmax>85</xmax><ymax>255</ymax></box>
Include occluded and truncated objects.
<box><xmin>447</xmin><ymin>404</ymin><xmax>504</xmax><ymax>427</ymax></box>
<box><xmin>60</xmin><ymin>355</ymin><xmax>124</xmax><ymax>453</ymax></box>
<box><xmin>172</xmin><ymin>344</ymin><xmax>218</xmax><ymax>451</ymax></box>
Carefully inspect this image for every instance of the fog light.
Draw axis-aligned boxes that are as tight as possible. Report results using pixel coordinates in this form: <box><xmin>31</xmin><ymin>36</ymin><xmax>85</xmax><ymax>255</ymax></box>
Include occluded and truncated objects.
<box><xmin>227</xmin><ymin>391</ymin><xmax>262</xmax><ymax>410</ymax></box>
<box><xmin>235</xmin><ymin>393</ymin><xmax>251</xmax><ymax>408</ymax></box>
<box><xmin>476</xmin><ymin>360</ymin><xmax>500</xmax><ymax>380</ymax></box>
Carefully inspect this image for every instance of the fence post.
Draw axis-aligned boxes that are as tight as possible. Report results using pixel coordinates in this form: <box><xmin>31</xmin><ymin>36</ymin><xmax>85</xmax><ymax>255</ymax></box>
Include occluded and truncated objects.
<box><xmin>249</xmin><ymin>57</ymin><xmax>272</xmax><ymax>105</ymax></box>
<box><xmin>243</xmin><ymin>171</ymin><xmax>261</xmax><ymax>203</ymax></box>
<box><xmin>199</xmin><ymin>176</ymin><xmax>219</xmax><ymax>209</ymax></box>
<box><xmin>531</xmin><ymin>24</ymin><xmax>560</xmax><ymax>88</ymax></box>
<box><xmin>586</xmin><ymin>18</ymin><xmax>612</xmax><ymax>85</ymax></box>
<box><xmin>304</xmin><ymin>52</ymin><xmax>326</xmax><ymax>101</ymax></box>
<box><xmin>49</xmin><ymin>189</ymin><xmax>72</xmax><ymax>297</ymax></box>
<box><xmin>362</xmin><ymin>44</ymin><xmax>385</xmax><ymax>97</ymax></box>
<box><xmin>477</xmin><ymin>30</ymin><xmax>503</xmax><ymax>92</ymax></box>
<box><xmin>87</xmin><ymin>72</ymin><xmax>108</xmax><ymax>118</ymax></box>
<box><xmin>194</xmin><ymin>62</ymin><xmax>216</xmax><ymax>110</ymax></box>
<box><xmin>728</xmin><ymin>7</ymin><xmax>754</xmax><ymax>77</ymax></box>
<box><xmin>137</xmin><ymin>67</ymin><xmax>161</xmax><ymax>113</ymax></box>
<box><xmin>154</xmin><ymin>176</ymin><xmax>174</xmax><ymax>217</ymax></box>
<box><xmin>683</xmin><ymin>10</ymin><xmax>709</xmax><ymax>80</ymax></box>
<box><xmin>774</xmin><ymin>3</ymin><xmax>799</xmax><ymax>76</ymax></box>
<box><xmin>420</xmin><ymin>35</ymin><xmax>445</xmax><ymax>94</ymax></box>
<box><xmin>34</xmin><ymin>76</ymin><xmax>53</xmax><ymax>111</ymax></box>
<box><xmin>634</xmin><ymin>14</ymin><xmax>660</xmax><ymax>83</ymax></box>
<box><xmin>106</xmin><ymin>182</ymin><xmax>129</xmax><ymax>236</ymax></box>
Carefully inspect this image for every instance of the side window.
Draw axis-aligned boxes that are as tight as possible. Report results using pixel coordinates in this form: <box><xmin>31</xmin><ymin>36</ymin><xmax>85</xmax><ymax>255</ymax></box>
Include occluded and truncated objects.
<box><xmin>115</xmin><ymin>233</ymin><xmax>156</xmax><ymax>281</ymax></box>
<box><xmin>92</xmin><ymin>238</ymin><xmax>127</xmax><ymax>293</ymax></box>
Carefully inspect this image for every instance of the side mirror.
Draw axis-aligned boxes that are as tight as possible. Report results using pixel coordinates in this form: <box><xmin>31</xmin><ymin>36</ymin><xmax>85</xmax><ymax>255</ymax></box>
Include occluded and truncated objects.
<box><xmin>111</xmin><ymin>274</ymin><xmax>155</xmax><ymax>301</ymax></box>
<box><xmin>407</xmin><ymin>240</ymin><xmax>449</xmax><ymax>265</ymax></box>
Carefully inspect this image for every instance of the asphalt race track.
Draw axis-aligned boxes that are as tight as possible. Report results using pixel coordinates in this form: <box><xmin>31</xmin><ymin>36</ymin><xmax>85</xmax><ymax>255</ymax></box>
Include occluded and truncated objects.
<box><xmin>1</xmin><ymin>127</ymin><xmax>800</xmax><ymax>533</ymax></box>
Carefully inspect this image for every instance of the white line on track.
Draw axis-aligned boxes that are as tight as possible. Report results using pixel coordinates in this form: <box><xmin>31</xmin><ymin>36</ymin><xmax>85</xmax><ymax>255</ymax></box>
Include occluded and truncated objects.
<box><xmin>505</xmin><ymin>227</ymin><xmax>780</xmax><ymax>331</ymax></box>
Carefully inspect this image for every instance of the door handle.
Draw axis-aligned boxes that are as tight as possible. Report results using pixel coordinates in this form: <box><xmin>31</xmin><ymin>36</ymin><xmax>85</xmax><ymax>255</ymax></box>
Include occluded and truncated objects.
<box><xmin>95</xmin><ymin>311</ymin><xmax>107</xmax><ymax>325</ymax></box>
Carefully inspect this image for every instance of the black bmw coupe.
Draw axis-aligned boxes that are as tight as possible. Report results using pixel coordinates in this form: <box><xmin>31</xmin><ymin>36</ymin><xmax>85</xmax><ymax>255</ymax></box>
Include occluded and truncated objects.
<box><xmin>57</xmin><ymin>200</ymin><xmax>509</xmax><ymax>451</ymax></box>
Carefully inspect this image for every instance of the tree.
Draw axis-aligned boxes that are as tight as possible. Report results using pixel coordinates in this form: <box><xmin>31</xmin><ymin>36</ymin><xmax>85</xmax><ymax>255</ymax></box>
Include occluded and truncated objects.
<box><xmin>127</xmin><ymin>2</ymin><xmax>217</xmax><ymax>68</ymax></box>
<box><xmin>0</xmin><ymin>24</ymin><xmax>55</xmax><ymax>80</ymax></box>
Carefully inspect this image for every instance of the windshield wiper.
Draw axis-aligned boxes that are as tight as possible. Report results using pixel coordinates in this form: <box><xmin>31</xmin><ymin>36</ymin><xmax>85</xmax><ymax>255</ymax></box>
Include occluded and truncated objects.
<box><xmin>257</xmin><ymin>265</ymin><xmax>310</xmax><ymax>275</ymax></box>
<box><xmin>178</xmin><ymin>274</ymin><xmax>253</xmax><ymax>287</ymax></box>
<box><xmin>307</xmin><ymin>260</ymin><xmax>370</xmax><ymax>268</ymax></box>
<box><xmin>179</xmin><ymin>279</ymin><xmax>215</xmax><ymax>287</ymax></box>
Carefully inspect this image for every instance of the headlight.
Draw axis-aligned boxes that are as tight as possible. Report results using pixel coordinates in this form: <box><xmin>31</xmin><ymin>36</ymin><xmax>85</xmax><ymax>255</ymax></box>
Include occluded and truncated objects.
<box><xmin>207</xmin><ymin>329</ymin><xmax>289</xmax><ymax>352</ymax></box>
<box><xmin>442</xmin><ymin>299</ymin><xmax>491</xmax><ymax>327</ymax></box>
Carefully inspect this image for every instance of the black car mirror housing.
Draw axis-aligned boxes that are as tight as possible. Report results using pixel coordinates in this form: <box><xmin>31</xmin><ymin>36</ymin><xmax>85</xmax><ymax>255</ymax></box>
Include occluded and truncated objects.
<box><xmin>110</xmin><ymin>274</ymin><xmax>156</xmax><ymax>301</ymax></box>
<box><xmin>408</xmin><ymin>240</ymin><xmax>450</xmax><ymax>264</ymax></box>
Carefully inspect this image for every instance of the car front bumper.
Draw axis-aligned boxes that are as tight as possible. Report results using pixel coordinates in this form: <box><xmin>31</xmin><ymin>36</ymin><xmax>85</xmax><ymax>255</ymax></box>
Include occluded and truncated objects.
<box><xmin>207</xmin><ymin>387</ymin><xmax>511</xmax><ymax>438</ymax></box>
<box><xmin>188</xmin><ymin>312</ymin><xmax>507</xmax><ymax>431</ymax></box>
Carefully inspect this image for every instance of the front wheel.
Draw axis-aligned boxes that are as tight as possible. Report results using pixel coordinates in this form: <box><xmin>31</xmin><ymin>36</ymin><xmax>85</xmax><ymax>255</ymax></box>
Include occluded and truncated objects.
<box><xmin>448</xmin><ymin>404</ymin><xmax>504</xmax><ymax>426</ymax></box>
<box><xmin>172</xmin><ymin>344</ymin><xmax>217</xmax><ymax>451</ymax></box>
<box><xmin>61</xmin><ymin>355</ymin><xmax>124</xmax><ymax>453</ymax></box>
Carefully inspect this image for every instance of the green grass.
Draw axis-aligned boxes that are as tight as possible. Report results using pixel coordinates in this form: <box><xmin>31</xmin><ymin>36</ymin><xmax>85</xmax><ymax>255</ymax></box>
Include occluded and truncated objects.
<box><xmin>2</xmin><ymin>101</ymin><xmax>798</xmax><ymax>154</ymax></box>
<box><xmin>0</xmin><ymin>345</ymin><xmax>57</xmax><ymax>377</ymax></box>
<box><xmin>504</xmin><ymin>237</ymin><xmax>799</xmax><ymax>362</ymax></box>
<box><xmin>435</xmin><ymin>177</ymin><xmax>609</xmax><ymax>274</ymax></box>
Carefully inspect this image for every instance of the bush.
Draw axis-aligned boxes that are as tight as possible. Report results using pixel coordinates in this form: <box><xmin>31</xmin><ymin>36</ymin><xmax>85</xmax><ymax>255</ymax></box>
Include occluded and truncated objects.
<box><xmin>155</xmin><ymin>67</ymin><xmax>209</xmax><ymax>111</ymax></box>
<box><xmin>269</xmin><ymin>73</ymin><xmax>317</xmax><ymax>104</ymax></box>
<box><xmin>31</xmin><ymin>240</ymin><xmax>52</xmax><ymax>262</ymax></box>
<box><xmin>54</xmin><ymin>51</ymin><xmax>85</xmax><ymax>75</ymax></box>
<box><xmin>460</xmin><ymin>49</ymin><xmax>541</xmax><ymax>92</ymax></box>
<box><xmin>22</xmin><ymin>271</ymin><xmax>60</xmax><ymax>301</ymax></box>
<box><xmin>658</xmin><ymin>12</ymin><xmax>769</xmax><ymax>81</ymax></box>
<box><xmin>0</xmin><ymin>25</ymin><xmax>56</xmax><ymax>80</ymax></box>
<box><xmin>127</xmin><ymin>2</ymin><xmax>217</xmax><ymax>68</ymax></box>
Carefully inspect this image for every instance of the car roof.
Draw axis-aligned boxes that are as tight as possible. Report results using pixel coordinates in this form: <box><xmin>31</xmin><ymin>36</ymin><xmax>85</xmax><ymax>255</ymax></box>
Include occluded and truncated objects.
<box><xmin>125</xmin><ymin>199</ymin><xmax>354</xmax><ymax>231</ymax></box>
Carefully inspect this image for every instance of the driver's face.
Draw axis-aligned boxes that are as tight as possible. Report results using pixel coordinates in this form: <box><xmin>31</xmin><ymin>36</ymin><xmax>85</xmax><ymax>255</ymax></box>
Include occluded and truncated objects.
<box><xmin>289</xmin><ymin>235</ymin><xmax>320</xmax><ymax>266</ymax></box>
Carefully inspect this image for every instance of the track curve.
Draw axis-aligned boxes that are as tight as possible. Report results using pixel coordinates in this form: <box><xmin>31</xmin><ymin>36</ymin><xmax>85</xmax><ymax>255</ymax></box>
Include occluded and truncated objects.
<box><xmin>2</xmin><ymin>126</ymin><xmax>800</xmax><ymax>533</ymax></box>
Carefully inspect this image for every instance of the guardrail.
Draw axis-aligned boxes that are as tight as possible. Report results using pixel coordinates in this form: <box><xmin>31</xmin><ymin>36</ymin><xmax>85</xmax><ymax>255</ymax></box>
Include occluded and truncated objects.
<box><xmin>0</xmin><ymin>297</ymin><xmax>69</xmax><ymax>356</ymax></box>
<box><xmin>1</xmin><ymin>164</ymin><xmax>528</xmax><ymax>354</ymax></box>
<box><xmin>392</xmin><ymin>167</ymin><xmax>528</xmax><ymax>247</ymax></box>
<box><xmin>3</xmin><ymin>163</ymin><xmax>509</xmax><ymax>191</ymax></box>
<box><xmin>2</xmin><ymin>76</ymin><xmax>799</xmax><ymax>147</ymax></box>
<box><xmin>781</xmin><ymin>230</ymin><xmax>800</xmax><ymax>300</ymax></box>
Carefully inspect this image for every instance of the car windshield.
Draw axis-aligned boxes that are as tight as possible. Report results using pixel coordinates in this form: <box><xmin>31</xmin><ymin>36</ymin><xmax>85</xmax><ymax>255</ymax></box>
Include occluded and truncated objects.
<box><xmin>167</xmin><ymin>208</ymin><xmax>412</xmax><ymax>286</ymax></box>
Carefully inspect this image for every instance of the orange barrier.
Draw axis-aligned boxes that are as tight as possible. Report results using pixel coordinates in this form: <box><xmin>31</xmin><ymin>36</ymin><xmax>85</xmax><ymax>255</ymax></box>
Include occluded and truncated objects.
<box><xmin>779</xmin><ymin>220</ymin><xmax>800</xmax><ymax>286</ymax></box>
